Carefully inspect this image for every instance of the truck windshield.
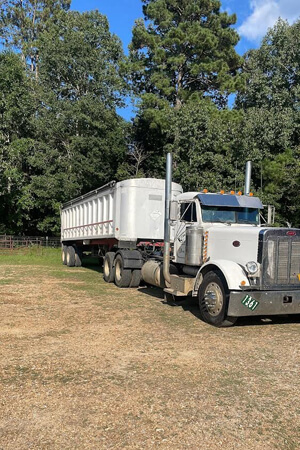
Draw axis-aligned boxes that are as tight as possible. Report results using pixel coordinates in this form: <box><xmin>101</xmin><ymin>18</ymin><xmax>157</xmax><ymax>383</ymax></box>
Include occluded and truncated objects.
<box><xmin>201</xmin><ymin>206</ymin><xmax>259</xmax><ymax>225</ymax></box>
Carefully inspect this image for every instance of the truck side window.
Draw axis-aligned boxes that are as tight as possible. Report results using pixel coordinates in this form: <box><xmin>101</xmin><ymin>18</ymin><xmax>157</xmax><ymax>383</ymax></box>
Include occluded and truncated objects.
<box><xmin>180</xmin><ymin>202</ymin><xmax>197</xmax><ymax>222</ymax></box>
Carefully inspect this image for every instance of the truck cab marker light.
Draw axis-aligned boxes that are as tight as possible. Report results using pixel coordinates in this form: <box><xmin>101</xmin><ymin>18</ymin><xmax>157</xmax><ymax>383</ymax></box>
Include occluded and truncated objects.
<box><xmin>238</xmin><ymin>191</ymin><xmax>242</xmax><ymax>196</ymax></box>
<box><xmin>230</xmin><ymin>191</ymin><xmax>235</xmax><ymax>195</ymax></box>
<box><xmin>203</xmin><ymin>189</ymin><xmax>208</xmax><ymax>193</ymax></box>
<box><xmin>249</xmin><ymin>192</ymin><xmax>254</xmax><ymax>197</ymax></box>
<box><xmin>220</xmin><ymin>190</ymin><xmax>225</xmax><ymax>195</ymax></box>
<box><xmin>203</xmin><ymin>231</ymin><xmax>209</xmax><ymax>262</ymax></box>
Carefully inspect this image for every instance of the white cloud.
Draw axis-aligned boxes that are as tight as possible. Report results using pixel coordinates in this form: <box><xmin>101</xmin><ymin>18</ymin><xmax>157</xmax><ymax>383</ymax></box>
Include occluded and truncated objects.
<box><xmin>238</xmin><ymin>0</ymin><xmax>300</xmax><ymax>41</ymax></box>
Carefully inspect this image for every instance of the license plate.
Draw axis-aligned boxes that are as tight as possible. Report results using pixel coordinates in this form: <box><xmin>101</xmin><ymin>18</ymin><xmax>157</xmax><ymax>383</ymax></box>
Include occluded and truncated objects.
<box><xmin>241</xmin><ymin>295</ymin><xmax>259</xmax><ymax>311</ymax></box>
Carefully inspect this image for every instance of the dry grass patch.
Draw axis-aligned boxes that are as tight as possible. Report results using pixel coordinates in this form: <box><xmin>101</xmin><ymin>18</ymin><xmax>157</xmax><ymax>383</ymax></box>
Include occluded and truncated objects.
<box><xmin>0</xmin><ymin>251</ymin><xmax>299</xmax><ymax>449</ymax></box>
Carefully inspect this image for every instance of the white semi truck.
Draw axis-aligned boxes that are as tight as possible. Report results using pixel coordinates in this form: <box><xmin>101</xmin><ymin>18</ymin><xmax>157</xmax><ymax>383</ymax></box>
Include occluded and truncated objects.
<box><xmin>61</xmin><ymin>154</ymin><xmax>300</xmax><ymax>327</ymax></box>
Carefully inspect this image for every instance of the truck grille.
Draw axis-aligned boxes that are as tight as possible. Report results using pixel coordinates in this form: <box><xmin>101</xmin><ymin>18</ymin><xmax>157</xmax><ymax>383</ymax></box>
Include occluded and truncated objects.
<box><xmin>260</xmin><ymin>229</ymin><xmax>300</xmax><ymax>289</ymax></box>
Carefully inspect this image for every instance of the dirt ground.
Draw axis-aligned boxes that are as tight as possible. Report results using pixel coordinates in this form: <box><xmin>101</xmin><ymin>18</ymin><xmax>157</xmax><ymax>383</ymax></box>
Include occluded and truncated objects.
<box><xmin>0</xmin><ymin>253</ymin><xmax>299</xmax><ymax>449</ymax></box>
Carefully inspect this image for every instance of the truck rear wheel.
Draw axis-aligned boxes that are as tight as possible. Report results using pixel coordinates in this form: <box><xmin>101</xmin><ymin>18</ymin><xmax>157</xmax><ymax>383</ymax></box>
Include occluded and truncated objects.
<box><xmin>198</xmin><ymin>271</ymin><xmax>236</xmax><ymax>327</ymax></box>
<box><xmin>103</xmin><ymin>252</ymin><xmax>115</xmax><ymax>283</ymax></box>
<box><xmin>114</xmin><ymin>254</ymin><xmax>131</xmax><ymax>288</ymax></box>
<box><xmin>130</xmin><ymin>269</ymin><xmax>141</xmax><ymax>288</ymax></box>
<box><xmin>66</xmin><ymin>246</ymin><xmax>75</xmax><ymax>267</ymax></box>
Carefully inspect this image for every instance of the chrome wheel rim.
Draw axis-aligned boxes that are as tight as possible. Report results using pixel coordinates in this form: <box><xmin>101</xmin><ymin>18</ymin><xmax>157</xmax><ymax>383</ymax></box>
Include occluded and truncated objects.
<box><xmin>204</xmin><ymin>282</ymin><xmax>223</xmax><ymax>316</ymax></box>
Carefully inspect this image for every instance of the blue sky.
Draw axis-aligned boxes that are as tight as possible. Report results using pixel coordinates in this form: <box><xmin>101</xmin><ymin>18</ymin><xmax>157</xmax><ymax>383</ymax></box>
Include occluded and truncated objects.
<box><xmin>71</xmin><ymin>0</ymin><xmax>300</xmax><ymax>119</ymax></box>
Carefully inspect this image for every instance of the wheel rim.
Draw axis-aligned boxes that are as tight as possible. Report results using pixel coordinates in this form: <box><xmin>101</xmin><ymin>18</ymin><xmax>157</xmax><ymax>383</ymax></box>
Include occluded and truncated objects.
<box><xmin>115</xmin><ymin>260</ymin><xmax>122</xmax><ymax>282</ymax></box>
<box><xmin>104</xmin><ymin>259</ymin><xmax>110</xmax><ymax>277</ymax></box>
<box><xmin>204</xmin><ymin>282</ymin><xmax>223</xmax><ymax>316</ymax></box>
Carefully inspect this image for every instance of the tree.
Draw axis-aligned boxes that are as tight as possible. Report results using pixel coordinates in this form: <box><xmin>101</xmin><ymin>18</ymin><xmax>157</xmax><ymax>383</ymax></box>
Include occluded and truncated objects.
<box><xmin>130</xmin><ymin>0</ymin><xmax>242</xmax><ymax>109</ymax></box>
<box><xmin>0</xmin><ymin>0</ymin><xmax>70</xmax><ymax>74</ymax></box>
<box><xmin>164</xmin><ymin>100</ymin><xmax>244</xmax><ymax>191</ymax></box>
<box><xmin>127</xmin><ymin>0</ymin><xmax>242</xmax><ymax>183</ymax></box>
<box><xmin>27</xmin><ymin>10</ymin><xmax>128</xmax><ymax>233</ymax></box>
<box><xmin>236</xmin><ymin>19</ymin><xmax>300</xmax><ymax>226</ymax></box>
<box><xmin>0</xmin><ymin>8</ymin><xmax>128</xmax><ymax>235</ymax></box>
<box><xmin>0</xmin><ymin>52</ymin><xmax>35</xmax><ymax>233</ymax></box>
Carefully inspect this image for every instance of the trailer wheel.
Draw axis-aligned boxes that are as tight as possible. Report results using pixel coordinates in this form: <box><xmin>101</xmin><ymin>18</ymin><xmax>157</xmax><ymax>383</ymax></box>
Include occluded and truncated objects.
<box><xmin>114</xmin><ymin>254</ymin><xmax>131</xmax><ymax>288</ymax></box>
<box><xmin>74</xmin><ymin>247</ymin><xmax>83</xmax><ymax>267</ymax></box>
<box><xmin>198</xmin><ymin>271</ymin><xmax>236</xmax><ymax>327</ymax></box>
<box><xmin>130</xmin><ymin>269</ymin><xmax>141</xmax><ymax>288</ymax></box>
<box><xmin>66</xmin><ymin>246</ymin><xmax>76</xmax><ymax>267</ymax></box>
<box><xmin>62</xmin><ymin>245</ymin><xmax>68</xmax><ymax>265</ymax></box>
<box><xmin>103</xmin><ymin>252</ymin><xmax>115</xmax><ymax>283</ymax></box>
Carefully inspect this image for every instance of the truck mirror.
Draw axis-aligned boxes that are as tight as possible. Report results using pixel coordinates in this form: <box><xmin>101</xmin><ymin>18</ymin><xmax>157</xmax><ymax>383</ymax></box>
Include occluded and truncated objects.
<box><xmin>261</xmin><ymin>204</ymin><xmax>275</xmax><ymax>225</ymax></box>
<box><xmin>170</xmin><ymin>201</ymin><xmax>179</xmax><ymax>221</ymax></box>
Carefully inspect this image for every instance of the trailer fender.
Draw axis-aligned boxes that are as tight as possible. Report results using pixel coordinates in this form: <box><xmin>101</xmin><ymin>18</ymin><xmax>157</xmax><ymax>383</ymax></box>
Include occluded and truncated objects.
<box><xmin>193</xmin><ymin>259</ymin><xmax>249</xmax><ymax>294</ymax></box>
<box><xmin>115</xmin><ymin>250</ymin><xmax>143</xmax><ymax>269</ymax></box>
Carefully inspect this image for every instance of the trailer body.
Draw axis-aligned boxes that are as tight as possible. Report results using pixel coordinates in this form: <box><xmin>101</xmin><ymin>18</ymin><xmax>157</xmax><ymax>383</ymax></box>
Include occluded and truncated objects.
<box><xmin>61</xmin><ymin>179</ymin><xmax>182</xmax><ymax>245</ymax></box>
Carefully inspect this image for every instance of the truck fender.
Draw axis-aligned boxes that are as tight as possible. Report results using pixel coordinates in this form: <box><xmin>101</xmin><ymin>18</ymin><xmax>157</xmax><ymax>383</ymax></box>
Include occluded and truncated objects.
<box><xmin>115</xmin><ymin>249</ymin><xmax>143</xmax><ymax>269</ymax></box>
<box><xmin>193</xmin><ymin>259</ymin><xmax>249</xmax><ymax>295</ymax></box>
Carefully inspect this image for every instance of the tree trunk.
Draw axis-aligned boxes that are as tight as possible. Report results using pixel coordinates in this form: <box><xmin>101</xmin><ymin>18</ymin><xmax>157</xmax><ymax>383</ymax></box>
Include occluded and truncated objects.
<box><xmin>175</xmin><ymin>66</ymin><xmax>183</xmax><ymax>110</ymax></box>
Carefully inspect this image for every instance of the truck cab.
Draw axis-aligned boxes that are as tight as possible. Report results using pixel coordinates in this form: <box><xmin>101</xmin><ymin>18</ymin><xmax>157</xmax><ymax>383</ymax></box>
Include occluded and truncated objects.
<box><xmin>163</xmin><ymin>191</ymin><xmax>300</xmax><ymax>326</ymax></box>
<box><xmin>173</xmin><ymin>191</ymin><xmax>262</xmax><ymax>266</ymax></box>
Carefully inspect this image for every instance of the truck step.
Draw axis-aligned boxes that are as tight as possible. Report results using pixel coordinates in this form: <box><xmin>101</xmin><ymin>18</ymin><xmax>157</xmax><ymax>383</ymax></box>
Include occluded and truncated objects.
<box><xmin>169</xmin><ymin>274</ymin><xmax>195</xmax><ymax>295</ymax></box>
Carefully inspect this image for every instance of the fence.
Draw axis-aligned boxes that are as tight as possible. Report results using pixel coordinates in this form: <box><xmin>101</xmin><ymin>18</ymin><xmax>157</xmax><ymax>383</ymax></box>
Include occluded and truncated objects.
<box><xmin>0</xmin><ymin>235</ymin><xmax>61</xmax><ymax>252</ymax></box>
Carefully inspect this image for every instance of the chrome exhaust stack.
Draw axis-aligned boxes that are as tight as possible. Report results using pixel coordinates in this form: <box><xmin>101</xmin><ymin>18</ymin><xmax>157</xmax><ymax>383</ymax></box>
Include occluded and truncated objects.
<box><xmin>163</xmin><ymin>153</ymin><xmax>172</xmax><ymax>286</ymax></box>
<box><xmin>244</xmin><ymin>161</ymin><xmax>252</xmax><ymax>195</ymax></box>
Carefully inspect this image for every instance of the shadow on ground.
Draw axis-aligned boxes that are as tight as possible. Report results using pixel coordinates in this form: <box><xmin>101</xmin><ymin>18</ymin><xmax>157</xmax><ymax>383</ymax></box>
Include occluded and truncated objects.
<box><xmin>138</xmin><ymin>286</ymin><xmax>300</xmax><ymax>328</ymax></box>
<box><xmin>82</xmin><ymin>257</ymin><xmax>103</xmax><ymax>274</ymax></box>
<box><xmin>82</xmin><ymin>258</ymin><xmax>300</xmax><ymax>328</ymax></box>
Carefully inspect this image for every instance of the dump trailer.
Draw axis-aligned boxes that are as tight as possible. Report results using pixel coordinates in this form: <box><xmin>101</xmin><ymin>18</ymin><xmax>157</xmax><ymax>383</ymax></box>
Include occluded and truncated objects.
<box><xmin>61</xmin><ymin>155</ymin><xmax>300</xmax><ymax>327</ymax></box>
<box><xmin>61</xmin><ymin>178</ymin><xmax>183</xmax><ymax>286</ymax></box>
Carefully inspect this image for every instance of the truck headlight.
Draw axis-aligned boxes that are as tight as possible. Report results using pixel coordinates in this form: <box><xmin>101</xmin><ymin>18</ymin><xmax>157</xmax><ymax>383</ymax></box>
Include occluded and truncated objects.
<box><xmin>246</xmin><ymin>261</ymin><xmax>258</xmax><ymax>275</ymax></box>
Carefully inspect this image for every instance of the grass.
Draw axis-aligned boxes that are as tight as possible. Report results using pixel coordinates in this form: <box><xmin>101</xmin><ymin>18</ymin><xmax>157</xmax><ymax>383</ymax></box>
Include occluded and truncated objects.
<box><xmin>0</xmin><ymin>249</ymin><xmax>300</xmax><ymax>449</ymax></box>
<box><xmin>0</xmin><ymin>247</ymin><xmax>61</xmax><ymax>266</ymax></box>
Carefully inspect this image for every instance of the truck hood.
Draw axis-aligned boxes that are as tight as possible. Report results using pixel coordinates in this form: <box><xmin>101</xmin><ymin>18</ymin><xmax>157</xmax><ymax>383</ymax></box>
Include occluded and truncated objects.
<box><xmin>206</xmin><ymin>225</ymin><xmax>267</xmax><ymax>267</ymax></box>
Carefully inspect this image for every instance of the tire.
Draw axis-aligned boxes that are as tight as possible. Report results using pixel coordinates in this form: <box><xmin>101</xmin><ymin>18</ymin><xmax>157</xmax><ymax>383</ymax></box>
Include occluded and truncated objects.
<box><xmin>74</xmin><ymin>247</ymin><xmax>83</xmax><ymax>267</ymax></box>
<box><xmin>114</xmin><ymin>254</ymin><xmax>132</xmax><ymax>288</ymax></box>
<box><xmin>66</xmin><ymin>246</ymin><xmax>76</xmax><ymax>267</ymax></box>
<box><xmin>62</xmin><ymin>245</ymin><xmax>68</xmax><ymax>265</ymax></box>
<box><xmin>130</xmin><ymin>269</ymin><xmax>141</xmax><ymax>288</ymax></box>
<box><xmin>103</xmin><ymin>252</ymin><xmax>115</xmax><ymax>283</ymax></box>
<box><xmin>198</xmin><ymin>271</ymin><xmax>236</xmax><ymax>327</ymax></box>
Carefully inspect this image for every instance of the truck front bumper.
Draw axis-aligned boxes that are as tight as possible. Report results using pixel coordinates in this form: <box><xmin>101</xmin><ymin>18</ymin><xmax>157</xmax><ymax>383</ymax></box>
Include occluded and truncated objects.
<box><xmin>228</xmin><ymin>290</ymin><xmax>300</xmax><ymax>317</ymax></box>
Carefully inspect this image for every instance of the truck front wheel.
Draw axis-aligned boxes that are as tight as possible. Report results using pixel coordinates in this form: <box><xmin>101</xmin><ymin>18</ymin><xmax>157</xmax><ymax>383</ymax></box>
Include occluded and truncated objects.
<box><xmin>198</xmin><ymin>271</ymin><xmax>236</xmax><ymax>327</ymax></box>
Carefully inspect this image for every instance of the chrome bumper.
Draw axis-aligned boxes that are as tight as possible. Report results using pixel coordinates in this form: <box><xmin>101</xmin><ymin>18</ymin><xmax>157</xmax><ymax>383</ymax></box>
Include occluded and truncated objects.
<box><xmin>228</xmin><ymin>290</ymin><xmax>300</xmax><ymax>317</ymax></box>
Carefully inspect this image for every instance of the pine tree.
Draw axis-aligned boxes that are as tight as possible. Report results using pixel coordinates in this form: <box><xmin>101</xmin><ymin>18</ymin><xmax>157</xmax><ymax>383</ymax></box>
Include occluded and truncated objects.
<box><xmin>130</xmin><ymin>0</ymin><xmax>242</xmax><ymax>108</ymax></box>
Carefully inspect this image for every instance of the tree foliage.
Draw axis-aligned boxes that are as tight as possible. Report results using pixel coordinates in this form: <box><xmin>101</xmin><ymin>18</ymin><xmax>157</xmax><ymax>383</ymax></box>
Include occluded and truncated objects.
<box><xmin>130</xmin><ymin>0</ymin><xmax>242</xmax><ymax>108</ymax></box>
<box><xmin>0</xmin><ymin>5</ymin><xmax>127</xmax><ymax>234</ymax></box>
<box><xmin>0</xmin><ymin>0</ymin><xmax>71</xmax><ymax>72</ymax></box>
<box><xmin>236</xmin><ymin>19</ymin><xmax>300</xmax><ymax>226</ymax></box>
<box><xmin>1</xmin><ymin>2</ymin><xmax>300</xmax><ymax>234</ymax></box>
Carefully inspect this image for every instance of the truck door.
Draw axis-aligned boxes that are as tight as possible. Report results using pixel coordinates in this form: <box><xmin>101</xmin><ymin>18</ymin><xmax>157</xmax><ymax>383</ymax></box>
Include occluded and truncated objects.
<box><xmin>174</xmin><ymin>201</ymin><xmax>198</xmax><ymax>264</ymax></box>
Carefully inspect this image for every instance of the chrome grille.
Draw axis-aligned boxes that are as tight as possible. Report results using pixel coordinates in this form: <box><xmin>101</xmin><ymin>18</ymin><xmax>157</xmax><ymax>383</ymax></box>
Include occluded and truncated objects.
<box><xmin>261</xmin><ymin>230</ymin><xmax>300</xmax><ymax>289</ymax></box>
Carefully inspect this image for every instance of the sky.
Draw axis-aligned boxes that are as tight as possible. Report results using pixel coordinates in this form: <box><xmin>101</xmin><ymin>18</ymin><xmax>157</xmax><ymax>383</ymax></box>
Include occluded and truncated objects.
<box><xmin>71</xmin><ymin>0</ymin><xmax>300</xmax><ymax>119</ymax></box>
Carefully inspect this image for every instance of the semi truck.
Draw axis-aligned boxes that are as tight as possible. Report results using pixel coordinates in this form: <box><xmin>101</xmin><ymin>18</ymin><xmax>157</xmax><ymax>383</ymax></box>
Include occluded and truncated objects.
<box><xmin>61</xmin><ymin>154</ymin><xmax>300</xmax><ymax>327</ymax></box>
